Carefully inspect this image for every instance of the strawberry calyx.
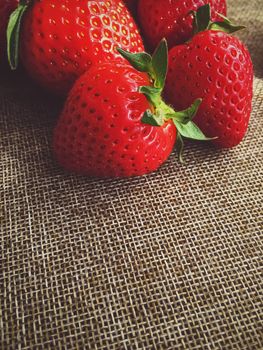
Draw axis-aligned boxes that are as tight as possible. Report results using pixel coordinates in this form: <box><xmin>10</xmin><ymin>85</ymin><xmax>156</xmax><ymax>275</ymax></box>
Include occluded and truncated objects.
<box><xmin>118</xmin><ymin>39</ymin><xmax>213</xmax><ymax>162</ymax></box>
<box><xmin>192</xmin><ymin>4</ymin><xmax>245</xmax><ymax>35</ymax></box>
<box><xmin>118</xmin><ymin>39</ymin><xmax>168</xmax><ymax>90</ymax></box>
<box><xmin>7</xmin><ymin>0</ymin><xmax>30</xmax><ymax>69</ymax></box>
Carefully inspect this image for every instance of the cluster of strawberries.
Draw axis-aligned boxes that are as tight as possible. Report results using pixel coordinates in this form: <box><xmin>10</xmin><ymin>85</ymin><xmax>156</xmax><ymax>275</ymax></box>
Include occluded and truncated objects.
<box><xmin>1</xmin><ymin>0</ymin><xmax>253</xmax><ymax>178</ymax></box>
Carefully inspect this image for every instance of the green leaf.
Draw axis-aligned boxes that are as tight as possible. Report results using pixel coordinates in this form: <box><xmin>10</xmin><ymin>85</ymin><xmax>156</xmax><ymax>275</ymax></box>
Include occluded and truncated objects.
<box><xmin>151</xmin><ymin>38</ymin><xmax>168</xmax><ymax>89</ymax></box>
<box><xmin>139</xmin><ymin>86</ymin><xmax>162</xmax><ymax>108</ymax></box>
<box><xmin>118</xmin><ymin>39</ymin><xmax>169</xmax><ymax>90</ymax></box>
<box><xmin>175</xmin><ymin>133</ymin><xmax>184</xmax><ymax>163</ymax></box>
<box><xmin>141</xmin><ymin>110</ymin><xmax>163</xmax><ymax>126</ymax></box>
<box><xmin>193</xmin><ymin>4</ymin><xmax>211</xmax><ymax>33</ymax></box>
<box><xmin>192</xmin><ymin>4</ymin><xmax>245</xmax><ymax>35</ymax></box>
<box><xmin>117</xmin><ymin>48</ymin><xmax>152</xmax><ymax>73</ymax></box>
<box><xmin>173</xmin><ymin>98</ymin><xmax>202</xmax><ymax>124</ymax></box>
<box><xmin>173</xmin><ymin>120</ymin><xmax>213</xmax><ymax>141</ymax></box>
<box><xmin>211</xmin><ymin>14</ymin><xmax>245</xmax><ymax>33</ymax></box>
<box><xmin>7</xmin><ymin>2</ymin><xmax>29</xmax><ymax>70</ymax></box>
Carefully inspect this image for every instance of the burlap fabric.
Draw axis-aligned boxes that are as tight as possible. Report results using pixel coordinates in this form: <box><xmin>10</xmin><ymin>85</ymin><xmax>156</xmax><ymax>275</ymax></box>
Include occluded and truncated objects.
<box><xmin>1</xmin><ymin>0</ymin><xmax>262</xmax><ymax>349</ymax></box>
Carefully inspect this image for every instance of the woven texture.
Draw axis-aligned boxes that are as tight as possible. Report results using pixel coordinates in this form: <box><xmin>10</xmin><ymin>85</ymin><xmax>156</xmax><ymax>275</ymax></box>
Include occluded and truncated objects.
<box><xmin>1</xmin><ymin>0</ymin><xmax>263</xmax><ymax>349</ymax></box>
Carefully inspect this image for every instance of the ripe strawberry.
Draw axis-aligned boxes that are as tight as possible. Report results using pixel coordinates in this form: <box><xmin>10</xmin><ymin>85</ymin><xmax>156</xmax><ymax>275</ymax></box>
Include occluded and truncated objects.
<box><xmin>7</xmin><ymin>0</ymin><xmax>144</xmax><ymax>95</ymax></box>
<box><xmin>53</xmin><ymin>40</ymin><xmax>209</xmax><ymax>177</ymax></box>
<box><xmin>138</xmin><ymin>0</ymin><xmax>227</xmax><ymax>50</ymax></box>
<box><xmin>165</xmin><ymin>5</ymin><xmax>253</xmax><ymax>148</ymax></box>
<box><xmin>0</xmin><ymin>0</ymin><xmax>18</xmax><ymax>59</ymax></box>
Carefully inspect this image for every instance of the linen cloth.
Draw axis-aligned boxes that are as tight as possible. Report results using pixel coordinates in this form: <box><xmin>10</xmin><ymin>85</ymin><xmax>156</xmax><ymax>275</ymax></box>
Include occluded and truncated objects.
<box><xmin>1</xmin><ymin>0</ymin><xmax>262</xmax><ymax>349</ymax></box>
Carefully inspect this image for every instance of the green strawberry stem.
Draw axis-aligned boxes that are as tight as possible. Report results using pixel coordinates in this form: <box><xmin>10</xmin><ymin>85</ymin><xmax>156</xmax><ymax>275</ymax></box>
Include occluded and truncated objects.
<box><xmin>192</xmin><ymin>4</ymin><xmax>245</xmax><ymax>35</ymax></box>
<box><xmin>117</xmin><ymin>39</ymin><xmax>213</xmax><ymax>162</ymax></box>
<box><xmin>7</xmin><ymin>0</ymin><xmax>30</xmax><ymax>69</ymax></box>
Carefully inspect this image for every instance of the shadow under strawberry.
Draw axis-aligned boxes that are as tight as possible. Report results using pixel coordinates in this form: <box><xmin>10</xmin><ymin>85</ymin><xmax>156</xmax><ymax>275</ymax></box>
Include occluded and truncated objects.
<box><xmin>0</xmin><ymin>65</ymin><xmax>63</xmax><ymax>121</ymax></box>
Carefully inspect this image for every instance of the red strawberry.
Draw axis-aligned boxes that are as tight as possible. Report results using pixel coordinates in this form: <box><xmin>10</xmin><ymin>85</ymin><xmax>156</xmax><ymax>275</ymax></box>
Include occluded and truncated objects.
<box><xmin>138</xmin><ymin>0</ymin><xmax>227</xmax><ymax>50</ymax></box>
<box><xmin>165</xmin><ymin>5</ymin><xmax>253</xmax><ymax>148</ymax></box>
<box><xmin>0</xmin><ymin>0</ymin><xmax>18</xmax><ymax>59</ymax></box>
<box><xmin>53</xmin><ymin>40</ymin><xmax>209</xmax><ymax>177</ymax></box>
<box><xmin>7</xmin><ymin>0</ymin><xmax>144</xmax><ymax>95</ymax></box>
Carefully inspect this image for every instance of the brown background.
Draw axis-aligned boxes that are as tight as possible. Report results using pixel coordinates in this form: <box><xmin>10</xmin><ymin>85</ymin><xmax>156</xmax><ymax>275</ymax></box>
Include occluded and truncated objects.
<box><xmin>1</xmin><ymin>0</ymin><xmax>262</xmax><ymax>349</ymax></box>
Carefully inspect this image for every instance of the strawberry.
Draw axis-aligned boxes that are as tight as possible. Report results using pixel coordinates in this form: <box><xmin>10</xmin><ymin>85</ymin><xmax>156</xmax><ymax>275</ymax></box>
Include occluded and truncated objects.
<box><xmin>53</xmin><ymin>40</ymin><xmax>209</xmax><ymax>177</ymax></box>
<box><xmin>165</xmin><ymin>5</ymin><xmax>253</xmax><ymax>148</ymax></box>
<box><xmin>138</xmin><ymin>0</ymin><xmax>227</xmax><ymax>50</ymax></box>
<box><xmin>7</xmin><ymin>0</ymin><xmax>144</xmax><ymax>95</ymax></box>
<box><xmin>0</xmin><ymin>0</ymin><xmax>18</xmax><ymax>59</ymax></box>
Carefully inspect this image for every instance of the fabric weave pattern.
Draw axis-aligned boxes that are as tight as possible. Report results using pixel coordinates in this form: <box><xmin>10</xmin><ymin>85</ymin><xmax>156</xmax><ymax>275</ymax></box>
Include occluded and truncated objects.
<box><xmin>1</xmin><ymin>0</ymin><xmax>262</xmax><ymax>349</ymax></box>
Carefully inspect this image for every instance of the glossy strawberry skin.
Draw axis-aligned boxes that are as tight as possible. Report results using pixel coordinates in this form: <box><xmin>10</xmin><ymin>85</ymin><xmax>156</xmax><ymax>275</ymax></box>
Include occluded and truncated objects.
<box><xmin>20</xmin><ymin>0</ymin><xmax>144</xmax><ymax>95</ymax></box>
<box><xmin>165</xmin><ymin>30</ymin><xmax>253</xmax><ymax>148</ymax></box>
<box><xmin>53</xmin><ymin>63</ymin><xmax>176</xmax><ymax>178</ymax></box>
<box><xmin>138</xmin><ymin>0</ymin><xmax>227</xmax><ymax>50</ymax></box>
<box><xmin>0</xmin><ymin>0</ymin><xmax>18</xmax><ymax>58</ymax></box>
